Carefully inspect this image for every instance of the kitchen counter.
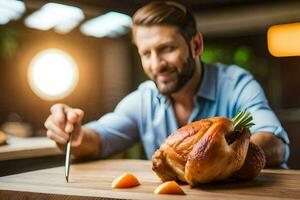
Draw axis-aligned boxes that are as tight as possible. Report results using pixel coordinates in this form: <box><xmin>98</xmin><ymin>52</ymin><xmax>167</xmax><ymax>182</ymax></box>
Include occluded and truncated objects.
<box><xmin>0</xmin><ymin>159</ymin><xmax>299</xmax><ymax>199</ymax></box>
<box><xmin>0</xmin><ymin>136</ymin><xmax>62</xmax><ymax>161</ymax></box>
<box><xmin>0</xmin><ymin>136</ymin><xmax>64</xmax><ymax>176</ymax></box>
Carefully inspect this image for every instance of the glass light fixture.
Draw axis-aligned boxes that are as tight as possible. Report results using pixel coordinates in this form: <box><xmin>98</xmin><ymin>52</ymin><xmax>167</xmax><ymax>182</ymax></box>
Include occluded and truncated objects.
<box><xmin>24</xmin><ymin>3</ymin><xmax>84</xmax><ymax>33</ymax></box>
<box><xmin>0</xmin><ymin>0</ymin><xmax>25</xmax><ymax>25</ymax></box>
<box><xmin>80</xmin><ymin>11</ymin><xmax>132</xmax><ymax>38</ymax></box>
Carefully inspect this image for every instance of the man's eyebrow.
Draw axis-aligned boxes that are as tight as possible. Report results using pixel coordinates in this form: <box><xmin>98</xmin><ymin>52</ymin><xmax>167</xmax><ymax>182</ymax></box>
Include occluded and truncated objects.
<box><xmin>138</xmin><ymin>40</ymin><xmax>177</xmax><ymax>52</ymax></box>
<box><xmin>157</xmin><ymin>42</ymin><xmax>177</xmax><ymax>48</ymax></box>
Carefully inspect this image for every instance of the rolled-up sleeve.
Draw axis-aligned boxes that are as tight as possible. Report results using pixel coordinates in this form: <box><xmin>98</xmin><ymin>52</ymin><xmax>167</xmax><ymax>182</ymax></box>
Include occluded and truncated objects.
<box><xmin>84</xmin><ymin>91</ymin><xmax>141</xmax><ymax>158</ymax></box>
<box><xmin>233</xmin><ymin>73</ymin><xmax>290</xmax><ymax>164</ymax></box>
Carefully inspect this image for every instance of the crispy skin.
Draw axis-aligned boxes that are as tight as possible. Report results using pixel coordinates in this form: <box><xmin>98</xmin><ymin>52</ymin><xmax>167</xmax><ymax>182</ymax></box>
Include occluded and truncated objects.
<box><xmin>233</xmin><ymin>142</ymin><xmax>266</xmax><ymax>180</ymax></box>
<box><xmin>152</xmin><ymin>119</ymin><xmax>212</xmax><ymax>182</ymax></box>
<box><xmin>152</xmin><ymin>117</ymin><xmax>251</xmax><ymax>185</ymax></box>
<box><xmin>185</xmin><ymin>118</ymin><xmax>250</xmax><ymax>185</ymax></box>
<box><xmin>152</xmin><ymin>149</ymin><xmax>178</xmax><ymax>182</ymax></box>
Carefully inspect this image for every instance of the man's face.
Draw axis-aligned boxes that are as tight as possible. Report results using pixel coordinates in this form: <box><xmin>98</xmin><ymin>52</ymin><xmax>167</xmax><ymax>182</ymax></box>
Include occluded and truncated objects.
<box><xmin>135</xmin><ymin>25</ymin><xmax>195</xmax><ymax>95</ymax></box>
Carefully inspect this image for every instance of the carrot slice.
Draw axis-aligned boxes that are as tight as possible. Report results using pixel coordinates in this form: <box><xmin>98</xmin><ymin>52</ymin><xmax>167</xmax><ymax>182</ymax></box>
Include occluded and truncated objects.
<box><xmin>154</xmin><ymin>181</ymin><xmax>185</xmax><ymax>195</ymax></box>
<box><xmin>111</xmin><ymin>172</ymin><xmax>140</xmax><ymax>188</ymax></box>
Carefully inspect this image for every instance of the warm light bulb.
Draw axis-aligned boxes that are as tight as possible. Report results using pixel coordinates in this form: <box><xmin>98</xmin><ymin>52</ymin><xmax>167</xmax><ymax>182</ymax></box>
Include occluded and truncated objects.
<box><xmin>28</xmin><ymin>49</ymin><xmax>79</xmax><ymax>100</ymax></box>
<box><xmin>268</xmin><ymin>22</ymin><xmax>300</xmax><ymax>57</ymax></box>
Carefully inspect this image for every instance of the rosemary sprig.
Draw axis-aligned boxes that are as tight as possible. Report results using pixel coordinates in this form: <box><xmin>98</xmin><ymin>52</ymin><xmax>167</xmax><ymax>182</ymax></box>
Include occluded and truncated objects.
<box><xmin>232</xmin><ymin>110</ymin><xmax>255</xmax><ymax>129</ymax></box>
<box><xmin>226</xmin><ymin>110</ymin><xmax>254</xmax><ymax>144</ymax></box>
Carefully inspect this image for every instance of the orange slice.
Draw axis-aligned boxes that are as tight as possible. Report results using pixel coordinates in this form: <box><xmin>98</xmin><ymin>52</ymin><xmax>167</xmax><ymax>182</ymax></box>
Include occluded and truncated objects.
<box><xmin>154</xmin><ymin>181</ymin><xmax>185</xmax><ymax>195</ymax></box>
<box><xmin>111</xmin><ymin>172</ymin><xmax>140</xmax><ymax>188</ymax></box>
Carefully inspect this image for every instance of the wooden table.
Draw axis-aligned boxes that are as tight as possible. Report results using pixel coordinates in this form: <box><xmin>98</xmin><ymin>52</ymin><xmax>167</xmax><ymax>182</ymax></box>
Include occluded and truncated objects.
<box><xmin>0</xmin><ymin>159</ymin><xmax>299</xmax><ymax>200</ymax></box>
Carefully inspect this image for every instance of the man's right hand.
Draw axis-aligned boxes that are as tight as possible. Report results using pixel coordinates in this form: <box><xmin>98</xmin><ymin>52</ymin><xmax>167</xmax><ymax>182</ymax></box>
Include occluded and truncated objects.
<box><xmin>44</xmin><ymin>103</ymin><xmax>84</xmax><ymax>147</ymax></box>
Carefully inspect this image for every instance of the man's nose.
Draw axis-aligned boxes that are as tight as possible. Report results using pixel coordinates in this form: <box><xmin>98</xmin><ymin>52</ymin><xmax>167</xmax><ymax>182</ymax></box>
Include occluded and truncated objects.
<box><xmin>150</xmin><ymin>53</ymin><xmax>166</xmax><ymax>73</ymax></box>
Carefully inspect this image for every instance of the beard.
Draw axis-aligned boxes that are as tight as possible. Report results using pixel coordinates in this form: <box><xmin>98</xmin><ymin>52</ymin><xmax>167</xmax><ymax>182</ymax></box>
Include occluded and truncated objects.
<box><xmin>153</xmin><ymin>56</ymin><xmax>195</xmax><ymax>95</ymax></box>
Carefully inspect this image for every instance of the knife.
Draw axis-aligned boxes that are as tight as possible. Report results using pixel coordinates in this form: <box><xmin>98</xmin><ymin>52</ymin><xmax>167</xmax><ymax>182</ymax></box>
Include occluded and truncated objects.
<box><xmin>65</xmin><ymin>131</ymin><xmax>73</xmax><ymax>182</ymax></box>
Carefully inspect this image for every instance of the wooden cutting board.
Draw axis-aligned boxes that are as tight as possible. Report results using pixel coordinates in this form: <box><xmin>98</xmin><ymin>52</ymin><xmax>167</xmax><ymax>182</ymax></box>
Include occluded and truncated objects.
<box><xmin>0</xmin><ymin>159</ymin><xmax>299</xmax><ymax>200</ymax></box>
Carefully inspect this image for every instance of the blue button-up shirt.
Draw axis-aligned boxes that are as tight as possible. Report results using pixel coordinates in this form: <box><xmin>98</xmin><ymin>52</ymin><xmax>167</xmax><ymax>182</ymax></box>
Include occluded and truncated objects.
<box><xmin>85</xmin><ymin>63</ymin><xmax>290</xmax><ymax>165</ymax></box>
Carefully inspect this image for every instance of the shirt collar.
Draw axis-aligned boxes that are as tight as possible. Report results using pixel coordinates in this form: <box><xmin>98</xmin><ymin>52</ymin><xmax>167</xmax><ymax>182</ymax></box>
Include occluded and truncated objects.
<box><xmin>156</xmin><ymin>62</ymin><xmax>217</xmax><ymax>102</ymax></box>
<box><xmin>196</xmin><ymin>62</ymin><xmax>217</xmax><ymax>101</ymax></box>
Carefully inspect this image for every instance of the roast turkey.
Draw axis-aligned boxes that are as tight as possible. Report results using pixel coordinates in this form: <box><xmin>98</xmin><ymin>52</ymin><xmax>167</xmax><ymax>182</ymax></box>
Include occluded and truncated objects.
<box><xmin>152</xmin><ymin>111</ymin><xmax>266</xmax><ymax>186</ymax></box>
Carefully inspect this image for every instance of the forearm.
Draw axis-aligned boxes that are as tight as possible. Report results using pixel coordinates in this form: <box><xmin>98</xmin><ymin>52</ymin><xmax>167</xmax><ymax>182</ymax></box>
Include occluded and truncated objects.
<box><xmin>58</xmin><ymin>127</ymin><xmax>102</xmax><ymax>160</ymax></box>
<box><xmin>250</xmin><ymin>132</ymin><xmax>285</xmax><ymax>167</ymax></box>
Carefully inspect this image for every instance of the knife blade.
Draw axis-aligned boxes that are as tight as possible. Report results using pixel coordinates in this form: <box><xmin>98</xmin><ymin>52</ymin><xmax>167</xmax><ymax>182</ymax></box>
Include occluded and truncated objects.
<box><xmin>65</xmin><ymin>132</ymin><xmax>73</xmax><ymax>182</ymax></box>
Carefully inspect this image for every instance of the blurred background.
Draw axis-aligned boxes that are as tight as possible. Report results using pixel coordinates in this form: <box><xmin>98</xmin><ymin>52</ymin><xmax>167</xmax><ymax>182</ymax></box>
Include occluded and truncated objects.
<box><xmin>0</xmin><ymin>0</ymin><xmax>299</xmax><ymax>171</ymax></box>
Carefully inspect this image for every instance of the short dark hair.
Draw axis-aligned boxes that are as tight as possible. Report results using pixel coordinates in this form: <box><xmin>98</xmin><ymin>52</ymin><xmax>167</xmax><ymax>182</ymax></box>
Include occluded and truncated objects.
<box><xmin>132</xmin><ymin>1</ymin><xmax>197</xmax><ymax>43</ymax></box>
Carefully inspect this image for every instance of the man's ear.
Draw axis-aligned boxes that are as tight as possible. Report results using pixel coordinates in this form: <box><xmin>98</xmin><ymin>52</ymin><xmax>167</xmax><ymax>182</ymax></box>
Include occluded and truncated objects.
<box><xmin>190</xmin><ymin>32</ymin><xmax>204</xmax><ymax>57</ymax></box>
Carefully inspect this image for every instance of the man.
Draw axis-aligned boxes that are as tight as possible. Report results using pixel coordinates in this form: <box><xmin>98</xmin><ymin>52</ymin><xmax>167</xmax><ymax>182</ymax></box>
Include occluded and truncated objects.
<box><xmin>44</xmin><ymin>1</ymin><xmax>289</xmax><ymax>167</ymax></box>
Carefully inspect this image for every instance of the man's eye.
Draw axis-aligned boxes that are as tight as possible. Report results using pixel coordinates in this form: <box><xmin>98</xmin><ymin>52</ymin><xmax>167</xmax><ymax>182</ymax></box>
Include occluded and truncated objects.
<box><xmin>142</xmin><ymin>51</ymin><xmax>150</xmax><ymax>57</ymax></box>
<box><xmin>162</xmin><ymin>46</ymin><xmax>175</xmax><ymax>52</ymax></box>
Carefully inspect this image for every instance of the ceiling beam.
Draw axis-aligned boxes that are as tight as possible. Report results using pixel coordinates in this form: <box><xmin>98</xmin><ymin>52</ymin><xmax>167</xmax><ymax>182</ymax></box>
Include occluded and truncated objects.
<box><xmin>196</xmin><ymin>1</ymin><xmax>300</xmax><ymax>36</ymax></box>
<box><xmin>24</xmin><ymin>0</ymin><xmax>105</xmax><ymax>17</ymax></box>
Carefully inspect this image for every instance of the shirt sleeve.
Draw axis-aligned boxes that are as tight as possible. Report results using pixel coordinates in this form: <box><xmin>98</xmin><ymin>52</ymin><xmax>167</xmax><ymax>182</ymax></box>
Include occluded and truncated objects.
<box><xmin>232</xmin><ymin>71</ymin><xmax>290</xmax><ymax>165</ymax></box>
<box><xmin>83</xmin><ymin>91</ymin><xmax>141</xmax><ymax>158</ymax></box>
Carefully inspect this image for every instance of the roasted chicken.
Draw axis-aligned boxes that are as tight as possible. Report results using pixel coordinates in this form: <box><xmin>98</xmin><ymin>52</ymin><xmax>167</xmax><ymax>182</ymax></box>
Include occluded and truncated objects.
<box><xmin>152</xmin><ymin>111</ymin><xmax>266</xmax><ymax>186</ymax></box>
